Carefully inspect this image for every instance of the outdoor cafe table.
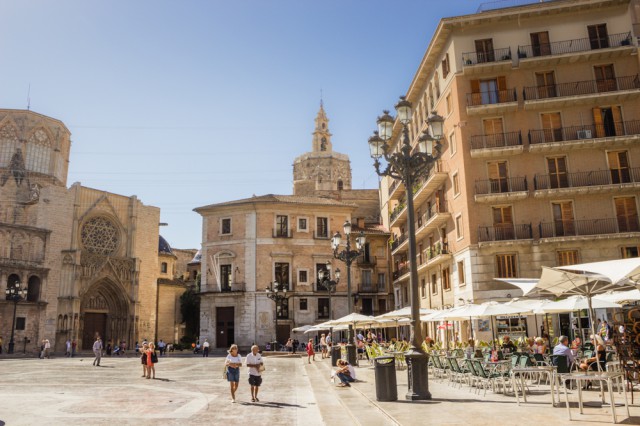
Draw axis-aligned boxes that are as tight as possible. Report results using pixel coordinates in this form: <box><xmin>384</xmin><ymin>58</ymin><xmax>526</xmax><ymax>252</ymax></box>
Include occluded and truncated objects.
<box><xmin>484</xmin><ymin>360</ymin><xmax>511</xmax><ymax>375</ymax></box>
<box><xmin>511</xmin><ymin>365</ymin><xmax>556</xmax><ymax>406</ymax></box>
<box><xmin>562</xmin><ymin>371</ymin><xmax>630</xmax><ymax>423</ymax></box>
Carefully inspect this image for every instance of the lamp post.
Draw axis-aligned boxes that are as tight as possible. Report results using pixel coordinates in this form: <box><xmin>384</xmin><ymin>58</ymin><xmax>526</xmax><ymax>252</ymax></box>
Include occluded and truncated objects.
<box><xmin>265</xmin><ymin>282</ymin><xmax>288</xmax><ymax>351</ymax></box>
<box><xmin>5</xmin><ymin>281</ymin><xmax>27</xmax><ymax>354</ymax></box>
<box><xmin>368</xmin><ymin>95</ymin><xmax>444</xmax><ymax>401</ymax></box>
<box><xmin>331</xmin><ymin>220</ymin><xmax>366</xmax><ymax>366</ymax></box>
<box><xmin>317</xmin><ymin>261</ymin><xmax>340</xmax><ymax>321</ymax></box>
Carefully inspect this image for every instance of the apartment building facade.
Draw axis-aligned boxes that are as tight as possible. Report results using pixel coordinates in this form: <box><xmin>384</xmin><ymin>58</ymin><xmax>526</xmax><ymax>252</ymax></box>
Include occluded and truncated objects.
<box><xmin>381</xmin><ymin>0</ymin><xmax>640</xmax><ymax>342</ymax></box>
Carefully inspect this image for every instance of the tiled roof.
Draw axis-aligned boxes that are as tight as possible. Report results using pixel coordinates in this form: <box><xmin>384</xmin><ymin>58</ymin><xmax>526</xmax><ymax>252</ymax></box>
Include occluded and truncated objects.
<box><xmin>195</xmin><ymin>194</ymin><xmax>358</xmax><ymax>211</ymax></box>
<box><xmin>352</xmin><ymin>224</ymin><xmax>390</xmax><ymax>236</ymax></box>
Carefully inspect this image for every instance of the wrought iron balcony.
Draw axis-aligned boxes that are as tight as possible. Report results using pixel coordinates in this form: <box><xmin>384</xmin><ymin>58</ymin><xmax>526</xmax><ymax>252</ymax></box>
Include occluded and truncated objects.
<box><xmin>478</xmin><ymin>224</ymin><xmax>532</xmax><ymax>242</ymax></box>
<box><xmin>528</xmin><ymin>120</ymin><xmax>640</xmax><ymax>145</ymax></box>
<box><xmin>358</xmin><ymin>282</ymin><xmax>386</xmax><ymax>293</ymax></box>
<box><xmin>534</xmin><ymin>167</ymin><xmax>640</xmax><ymax>190</ymax></box>
<box><xmin>523</xmin><ymin>75</ymin><xmax>640</xmax><ymax>101</ymax></box>
<box><xmin>392</xmin><ymin>262</ymin><xmax>409</xmax><ymax>281</ymax></box>
<box><xmin>213</xmin><ymin>282</ymin><xmax>246</xmax><ymax>293</ymax></box>
<box><xmin>475</xmin><ymin>176</ymin><xmax>528</xmax><ymax>195</ymax></box>
<box><xmin>462</xmin><ymin>47</ymin><xmax>512</xmax><ymax>66</ymax></box>
<box><xmin>539</xmin><ymin>217</ymin><xmax>640</xmax><ymax>238</ymax></box>
<box><xmin>517</xmin><ymin>32</ymin><xmax>633</xmax><ymax>59</ymax></box>
<box><xmin>357</xmin><ymin>255</ymin><xmax>377</xmax><ymax>266</ymax></box>
<box><xmin>470</xmin><ymin>131</ymin><xmax>522</xmax><ymax>150</ymax></box>
<box><xmin>390</xmin><ymin>233</ymin><xmax>408</xmax><ymax>252</ymax></box>
<box><xmin>467</xmin><ymin>88</ymin><xmax>517</xmax><ymax>107</ymax></box>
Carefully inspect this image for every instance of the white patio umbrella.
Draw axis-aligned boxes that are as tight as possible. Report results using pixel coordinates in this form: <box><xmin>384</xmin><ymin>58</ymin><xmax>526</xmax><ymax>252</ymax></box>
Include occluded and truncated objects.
<box><xmin>375</xmin><ymin>307</ymin><xmax>434</xmax><ymax>339</ymax></box>
<box><xmin>291</xmin><ymin>324</ymin><xmax>315</xmax><ymax>333</ymax></box>
<box><xmin>327</xmin><ymin>313</ymin><xmax>377</xmax><ymax>327</ymax></box>
<box><xmin>536</xmin><ymin>295</ymin><xmax>621</xmax><ymax>314</ymax></box>
<box><xmin>594</xmin><ymin>289</ymin><xmax>640</xmax><ymax>304</ymax></box>
<box><xmin>525</xmin><ymin>262</ymin><xmax>636</xmax><ymax>338</ymax></box>
<box><xmin>505</xmin><ymin>298</ymin><xmax>554</xmax><ymax>339</ymax></box>
<box><xmin>495</xmin><ymin>278</ymin><xmax>543</xmax><ymax>296</ymax></box>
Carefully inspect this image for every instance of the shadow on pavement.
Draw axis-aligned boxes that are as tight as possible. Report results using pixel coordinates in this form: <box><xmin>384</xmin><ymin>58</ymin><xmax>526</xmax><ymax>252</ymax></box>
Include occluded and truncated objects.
<box><xmin>240</xmin><ymin>401</ymin><xmax>306</xmax><ymax>409</ymax></box>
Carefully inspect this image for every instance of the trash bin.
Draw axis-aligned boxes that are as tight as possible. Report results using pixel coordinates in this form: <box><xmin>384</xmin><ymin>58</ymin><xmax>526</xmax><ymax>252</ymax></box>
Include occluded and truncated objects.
<box><xmin>374</xmin><ymin>355</ymin><xmax>397</xmax><ymax>401</ymax></box>
<box><xmin>331</xmin><ymin>345</ymin><xmax>341</xmax><ymax>366</ymax></box>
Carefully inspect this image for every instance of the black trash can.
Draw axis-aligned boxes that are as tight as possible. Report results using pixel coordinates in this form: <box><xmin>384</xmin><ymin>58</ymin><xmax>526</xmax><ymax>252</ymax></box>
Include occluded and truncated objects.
<box><xmin>374</xmin><ymin>355</ymin><xmax>397</xmax><ymax>401</ymax></box>
<box><xmin>331</xmin><ymin>345</ymin><xmax>341</xmax><ymax>366</ymax></box>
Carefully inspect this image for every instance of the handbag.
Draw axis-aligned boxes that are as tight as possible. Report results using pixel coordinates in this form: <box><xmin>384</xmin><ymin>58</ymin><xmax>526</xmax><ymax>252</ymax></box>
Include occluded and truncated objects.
<box><xmin>222</xmin><ymin>365</ymin><xmax>228</xmax><ymax>380</ymax></box>
<box><xmin>151</xmin><ymin>352</ymin><xmax>158</xmax><ymax>363</ymax></box>
<box><xmin>259</xmin><ymin>363</ymin><xmax>266</xmax><ymax>373</ymax></box>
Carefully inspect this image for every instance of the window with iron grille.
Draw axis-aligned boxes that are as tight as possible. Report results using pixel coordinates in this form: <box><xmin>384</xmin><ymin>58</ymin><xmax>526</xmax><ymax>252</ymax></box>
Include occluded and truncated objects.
<box><xmin>316</xmin><ymin>217</ymin><xmax>328</xmax><ymax>238</ymax></box>
<box><xmin>496</xmin><ymin>254</ymin><xmax>517</xmax><ymax>278</ymax></box>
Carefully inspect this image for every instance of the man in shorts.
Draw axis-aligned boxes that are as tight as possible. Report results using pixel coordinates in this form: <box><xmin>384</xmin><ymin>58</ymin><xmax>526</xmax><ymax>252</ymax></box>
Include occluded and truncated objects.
<box><xmin>245</xmin><ymin>345</ymin><xmax>263</xmax><ymax>402</ymax></box>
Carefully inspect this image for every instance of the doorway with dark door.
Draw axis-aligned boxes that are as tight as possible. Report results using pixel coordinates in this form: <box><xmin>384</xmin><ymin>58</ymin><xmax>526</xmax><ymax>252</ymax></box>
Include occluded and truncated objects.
<box><xmin>82</xmin><ymin>313</ymin><xmax>107</xmax><ymax>350</ymax></box>
<box><xmin>216</xmin><ymin>307</ymin><xmax>235</xmax><ymax>348</ymax></box>
<box><xmin>276</xmin><ymin>324</ymin><xmax>290</xmax><ymax>346</ymax></box>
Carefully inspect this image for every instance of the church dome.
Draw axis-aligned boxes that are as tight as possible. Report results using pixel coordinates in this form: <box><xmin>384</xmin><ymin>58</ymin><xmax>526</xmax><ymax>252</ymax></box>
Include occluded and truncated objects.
<box><xmin>158</xmin><ymin>235</ymin><xmax>173</xmax><ymax>255</ymax></box>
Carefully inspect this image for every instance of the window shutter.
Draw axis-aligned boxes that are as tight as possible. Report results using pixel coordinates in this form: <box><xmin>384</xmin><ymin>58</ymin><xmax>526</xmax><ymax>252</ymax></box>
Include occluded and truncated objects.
<box><xmin>593</xmin><ymin>107</ymin><xmax>604</xmax><ymax>138</ymax></box>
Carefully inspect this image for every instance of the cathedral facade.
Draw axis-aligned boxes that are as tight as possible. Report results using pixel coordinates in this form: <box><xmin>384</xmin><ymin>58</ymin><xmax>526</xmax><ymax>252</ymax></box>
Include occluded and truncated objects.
<box><xmin>0</xmin><ymin>109</ymin><xmax>180</xmax><ymax>353</ymax></box>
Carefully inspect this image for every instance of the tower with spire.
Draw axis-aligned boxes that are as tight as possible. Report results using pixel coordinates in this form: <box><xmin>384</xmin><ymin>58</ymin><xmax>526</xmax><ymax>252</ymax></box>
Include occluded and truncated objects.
<box><xmin>292</xmin><ymin>102</ymin><xmax>352</xmax><ymax>196</ymax></box>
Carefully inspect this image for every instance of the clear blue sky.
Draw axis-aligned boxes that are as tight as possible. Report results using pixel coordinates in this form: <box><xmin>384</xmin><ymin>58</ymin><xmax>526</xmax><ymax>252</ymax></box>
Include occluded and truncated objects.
<box><xmin>1</xmin><ymin>1</ymin><xmax>479</xmax><ymax>249</ymax></box>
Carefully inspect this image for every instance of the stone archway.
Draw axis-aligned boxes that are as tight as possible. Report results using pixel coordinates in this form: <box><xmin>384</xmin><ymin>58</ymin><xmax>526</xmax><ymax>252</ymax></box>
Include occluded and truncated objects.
<box><xmin>80</xmin><ymin>279</ymin><xmax>130</xmax><ymax>350</ymax></box>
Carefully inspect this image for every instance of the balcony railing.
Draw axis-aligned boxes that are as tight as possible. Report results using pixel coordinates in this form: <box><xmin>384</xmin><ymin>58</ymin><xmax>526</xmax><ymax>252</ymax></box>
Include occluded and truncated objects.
<box><xmin>213</xmin><ymin>282</ymin><xmax>246</xmax><ymax>293</ymax></box>
<box><xmin>528</xmin><ymin>120</ymin><xmax>640</xmax><ymax>145</ymax></box>
<box><xmin>523</xmin><ymin>75</ymin><xmax>640</xmax><ymax>101</ymax></box>
<box><xmin>478</xmin><ymin>224</ymin><xmax>532</xmax><ymax>242</ymax></box>
<box><xmin>388</xmin><ymin>179</ymin><xmax>400</xmax><ymax>196</ymax></box>
<box><xmin>517</xmin><ymin>32</ymin><xmax>633</xmax><ymax>59</ymax></box>
<box><xmin>467</xmin><ymin>88</ymin><xmax>517</xmax><ymax>107</ymax></box>
<box><xmin>357</xmin><ymin>255</ymin><xmax>377</xmax><ymax>266</ymax></box>
<box><xmin>393</xmin><ymin>263</ymin><xmax>409</xmax><ymax>281</ymax></box>
<box><xmin>418</xmin><ymin>242</ymin><xmax>449</xmax><ymax>265</ymax></box>
<box><xmin>358</xmin><ymin>282</ymin><xmax>386</xmax><ymax>293</ymax></box>
<box><xmin>470</xmin><ymin>131</ymin><xmax>522</xmax><ymax>150</ymax></box>
<box><xmin>534</xmin><ymin>167</ymin><xmax>640</xmax><ymax>190</ymax></box>
<box><xmin>475</xmin><ymin>176</ymin><xmax>528</xmax><ymax>195</ymax></box>
<box><xmin>390</xmin><ymin>233</ymin><xmax>408</xmax><ymax>252</ymax></box>
<box><xmin>539</xmin><ymin>217</ymin><xmax>640</xmax><ymax>238</ymax></box>
<box><xmin>272</xmin><ymin>229</ymin><xmax>291</xmax><ymax>238</ymax></box>
<box><xmin>462</xmin><ymin>47</ymin><xmax>512</xmax><ymax>66</ymax></box>
<box><xmin>390</xmin><ymin>199</ymin><xmax>407</xmax><ymax>223</ymax></box>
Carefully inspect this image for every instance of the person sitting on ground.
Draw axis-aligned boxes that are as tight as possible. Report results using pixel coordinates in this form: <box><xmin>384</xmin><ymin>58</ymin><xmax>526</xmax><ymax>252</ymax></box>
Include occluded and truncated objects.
<box><xmin>334</xmin><ymin>359</ymin><xmax>356</xmax><ymax>387</ymax></box>
<box><xmin>501</xmin><ymin>336</ymin><xmax>517</xmax><ymax>353</ymax></box>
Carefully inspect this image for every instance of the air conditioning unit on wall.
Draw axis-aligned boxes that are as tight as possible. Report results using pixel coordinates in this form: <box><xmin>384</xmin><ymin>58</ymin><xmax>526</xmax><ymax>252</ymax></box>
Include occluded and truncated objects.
<box><xmin>577</xmin><ymin>130</ymin><xmax>592</xmax><ymax>139</ymax></box>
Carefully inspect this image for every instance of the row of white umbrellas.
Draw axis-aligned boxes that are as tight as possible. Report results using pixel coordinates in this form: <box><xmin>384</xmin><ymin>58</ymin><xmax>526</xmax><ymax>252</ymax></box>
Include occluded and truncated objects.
<box><xmin>292</xmin><ymin>258</ymin><xmax>640</xmax><ymax>335</ymax></box>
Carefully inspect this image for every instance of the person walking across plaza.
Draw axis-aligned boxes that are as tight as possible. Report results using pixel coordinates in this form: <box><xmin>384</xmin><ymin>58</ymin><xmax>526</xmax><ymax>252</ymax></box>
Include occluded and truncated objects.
<box><xmin>65</xmin><ymin>339</ymin><xmax>71</xmax><ymax>357</ymax></box>
<box><xmin>225</xmin><ymin>344</ymin><xmax>242</xmax><ymax>403</ymax></box>
<box><xmin>92</xmin><ymin>336</ymin><xmax>103</xmax><ymax>366</ymax></box>
<box><xmin>306</xmin><ymin>338</ymin><xmax>315</xmax><ymax>364</ymax></box>
<box><xmin>320</xmin><ymin>334</ymin><xmax>328</xmax><ymax>359</ymax></box>
<box><xmin>245</xmin><ymin>345</ymin><xmax>264</xmax><ymax>402</ymax></box>
<box><xmin>43</xmin><ymin>339</ymin><xmax>51</xmax><ymax>359</ymax></box>
<box><xmin>202</xmin><ymin>338</ymin><xmax>210</xmax><ymax>357</ymax></box>
<box><xmin>158</xmin><ymin>339</ymin><xmax>166</xmax><ymax>356</ymax></box>
<box><xmin>146</xmin><ymin>342</ymin><xmax>157</xmax><ymax>379</ymax></box>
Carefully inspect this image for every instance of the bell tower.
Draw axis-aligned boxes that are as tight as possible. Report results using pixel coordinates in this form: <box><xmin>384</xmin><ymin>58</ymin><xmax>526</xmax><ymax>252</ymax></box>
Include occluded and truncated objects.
<box><xmin>292</xmin><ymin>102</ymin><xmax>352</xmax><ymax>196</ymax></box>
<box><xmin>312</xmin><ymin>102</ymin><xmax>332</xmax><ymax>153</ymax></box>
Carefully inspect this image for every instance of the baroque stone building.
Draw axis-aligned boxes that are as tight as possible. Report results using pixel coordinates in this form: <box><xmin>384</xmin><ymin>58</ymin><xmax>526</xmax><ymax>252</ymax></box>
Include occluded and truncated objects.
<box><xmin>196</xmin><ymin>105</ymin><xmax>391</xmax><ymax>349</ymax></box>
<box><xmin>0</xmin><ymin>109</ymin><xmax>191</xmax><ymax>352</ymax></box>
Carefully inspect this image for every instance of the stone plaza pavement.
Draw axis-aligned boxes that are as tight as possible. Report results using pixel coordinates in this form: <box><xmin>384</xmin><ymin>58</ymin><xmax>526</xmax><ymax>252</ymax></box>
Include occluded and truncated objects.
<box><xmin>1</xmin><ymin>353</ymin><xmax>640</xmax><ymax>425</ymax></box>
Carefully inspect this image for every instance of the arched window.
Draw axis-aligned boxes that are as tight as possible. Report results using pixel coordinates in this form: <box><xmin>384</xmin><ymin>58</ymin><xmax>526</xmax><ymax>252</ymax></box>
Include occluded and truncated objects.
<box><xmin>161</xmin><ymin>262</ymin><xmax>168</xmax><ymax>273</ymax></box>
<box><xmin>27</xmin><ymin>275</ymin><xmax>40</xmax><ymax>302</ymax></box>
<box><xmin>337</xmin><ymin>180</ymin><xmax>344</xmax><ymax>191</ymax></box>
<box><xmin>6</xmin><ymin>274</ymin><xmax>20</xmax><ymax>300</ymax></box>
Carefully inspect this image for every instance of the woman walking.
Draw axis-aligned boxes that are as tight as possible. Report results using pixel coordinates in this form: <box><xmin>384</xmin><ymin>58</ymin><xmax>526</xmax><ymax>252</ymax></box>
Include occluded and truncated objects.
<box><xmin>140</xmin><ymin>342</ymin><xmax>149</xmax><ymax>377</ymax></box>
<box><xmin>320</xmin><ymin>334</ymin><xmax>328</xmax><ymax>359</ymax></box>
<box><xmin>225</xmin><ymin>344</ymin><xmax>242</xmax><ymax>403</ymax></box>
<box><xmin>146</xmin><ymin>342</ymin><xmax>156</xmax><ymax>379</ymax></box>
<box><xmin>306</xmin><ymin>338</ymin><xmax>315</xmax><ymax>364</ymax></box>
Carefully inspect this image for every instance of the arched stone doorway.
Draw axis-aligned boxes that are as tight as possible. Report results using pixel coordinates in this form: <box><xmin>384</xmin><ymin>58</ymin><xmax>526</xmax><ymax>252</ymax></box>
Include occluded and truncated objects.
<box><xmin>80</xmin><ymin>279</ymin><xmax>130</xmax><ymax>350</ymax></box>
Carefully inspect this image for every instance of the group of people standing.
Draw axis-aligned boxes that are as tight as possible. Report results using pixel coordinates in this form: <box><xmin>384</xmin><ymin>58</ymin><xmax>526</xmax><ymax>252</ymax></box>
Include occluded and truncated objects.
<box><xmin>139</xmin><ymin>341</ymin><xmax>158</xmax><ymax>379</ymax></box>
<box><xmin>224</xmin><ymin>344</ymin><xmax>264</xmax><ymax>403</ymax></box>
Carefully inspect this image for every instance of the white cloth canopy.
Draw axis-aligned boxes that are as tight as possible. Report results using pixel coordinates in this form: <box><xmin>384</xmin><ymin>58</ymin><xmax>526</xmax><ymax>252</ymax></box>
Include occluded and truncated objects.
<box><xmin>327</xmin><ymin>313</ymin><xmax>377</xmax><ymax>327</ymax></box>
<box><xmin>560</xmin><ymin>257</ymin><xmax>640</xmax><ymax>286</ymax></box>
<box><xmin>376</xmin><ymin>307</ymin><xmax>436</xmax><ymax>320</ymax></box>
<box><xmin>534</xmin><ymin>295</ymin><xmax>621</xmax><ymax>314</ymax></box>
<box><xmin>291</xmin><ymin>325</ymin><xmax>315</xmax><ymax>333</ymax></box>
<box><xmin>594</xmin><ymin>289</ymin><xmax>640</xmax><ymax>304</ymax></box>
<box><xmin>505</xmin><ymin>298</ymin><xmax>553</xmax><ymax>312</ymax></box>
<box><xmin>495</xmin><ymin>278</ymin><xmax>541</xmax><ymax>296</ymax></box>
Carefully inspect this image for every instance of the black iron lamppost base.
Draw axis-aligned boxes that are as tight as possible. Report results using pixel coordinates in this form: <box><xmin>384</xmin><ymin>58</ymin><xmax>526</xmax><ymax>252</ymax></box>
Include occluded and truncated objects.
<box><xmin>405</xmin><ymin>349</ymin><xmax>431</xmax><ymax>401</ymax></box>
<box><xmin>346</xmin><ymin>343</ymin><xmax>357</xmax><ymax>366</ymax></box>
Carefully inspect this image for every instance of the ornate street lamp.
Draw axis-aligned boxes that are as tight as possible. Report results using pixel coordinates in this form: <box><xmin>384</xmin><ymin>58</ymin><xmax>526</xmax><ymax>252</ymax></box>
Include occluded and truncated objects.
<box><xmin>368</xmin><ymin>95</ymin><xmax>444</xmax><ymax>401</ymax></box>
<box><xmin>331</xmin><ymin>220</ymin><xmax>366</xmax><ymax>366</ymax></box>
<box><xmin>5</xmin><ymin>281</ymin><xmax>27</xmax><ymax>354</ymax></box>
<box><xmin>317</xmin><ymin>261</ymin><xmax>340</xmax><ymax>321</ymax></box>
<box><xmin>265</xmin><ymin>282</ymin><xmax>288</xmax><ymax>351</ymax></box>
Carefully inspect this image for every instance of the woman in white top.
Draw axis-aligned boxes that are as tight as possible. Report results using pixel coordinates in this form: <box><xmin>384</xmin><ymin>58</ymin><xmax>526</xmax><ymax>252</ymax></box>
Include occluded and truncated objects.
<box><xmin>245</xmin><ymin>345</ymin><xmax>264</xmax><ymax>402</ymax></box>
<box><xmin>225</xmin><ymin>344</ymin><xmax>242</xmax><ymax>403</ymax></box>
